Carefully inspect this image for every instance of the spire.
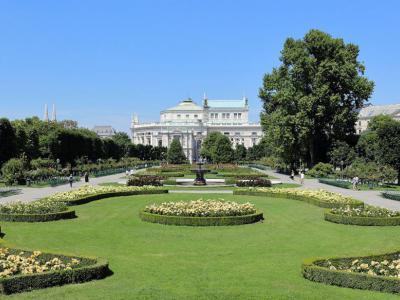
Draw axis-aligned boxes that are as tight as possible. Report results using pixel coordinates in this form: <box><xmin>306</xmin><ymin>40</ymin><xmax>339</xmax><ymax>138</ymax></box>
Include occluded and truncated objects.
<box><xmin>243</xmin><ymin>94</ymin><xmax>248</xmax><ymax>106</ymax></box>
<box><xmin>44</xmin><ymin>104</ymin><xmax>49</xmax><ymax>122</ymax></box>
<box><xmin>203</xmin><ymin>92</ymin><xmax>208</xmax><ymax>108</ymax></box>
<box><xmin>51</xmin><ymin>104</ymin><xmax>57</xmax><ymax>122</ymax></box>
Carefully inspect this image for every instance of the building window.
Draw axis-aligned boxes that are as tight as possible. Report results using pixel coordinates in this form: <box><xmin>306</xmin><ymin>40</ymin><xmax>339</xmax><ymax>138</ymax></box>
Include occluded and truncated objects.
<box><xmin>194</xmin><ymin>114</ymin><xmax>198</xmax><ymax>118</ymax></box>
<box><xmin>235</xmin><ymin>132</ymin><xmax>240</xmax><ymax>136</ymax></box>
<box><xmin>214</xmin><ymin>113</ymin><xmax>218</xmax><ymax>119</ymax></box>
<box><xmin>177</xmin><ymin>114</ymin><xmax>181</xmax><ymax>119</ymax></box>
<box><xmin>158</xmin><ymin>140</ymin><xmax>162</xmax><ymax>147</ymax></box>
<box><xmin>147</xmin><ymin>138</ymin><xmax>151</xmax><ymax>145</ymax></box>
<box><xmin>224</xmin><ymin>132</ymin><xmax>230</xmax><ymax>136</ymax></box>
<box><xmin>186</xmin><ymin>114</ymin><xmax>189</xmax><ymax>118</ymax></box>
<box><xmin>226</xmin><ymin>113</ymin><xmax>230</xmax><ymax>119</ymax></box>
<box><xmin>252</xmin><ymin>132</ymin><xmax>257</xmax><ymax>136</ymax></box>
<box><xmin>238</xmin><ymin>113</ymin><xmax>242</xmax><ymax>119</ymax></box>
<box><xmin>252</xmin><ymin>138</ymin><xmax>256</xmax><ymax>145</ymax></box>
<box><xmin>234</xmin><ymin>113</ymin><xmax>237</xmax><ymax>119</ymax></box>
<box><xmin>210</xmin><ymin>113</ymin><xmax>214</xmax><ymax>119</ymax></box>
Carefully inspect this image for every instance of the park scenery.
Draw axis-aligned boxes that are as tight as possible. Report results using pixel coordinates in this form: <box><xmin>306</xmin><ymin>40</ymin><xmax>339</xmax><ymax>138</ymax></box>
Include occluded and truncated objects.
<box><xmin>1</xmin><ymin>1</ymin><xmax>400</xmax><ymax>299</ymax></box>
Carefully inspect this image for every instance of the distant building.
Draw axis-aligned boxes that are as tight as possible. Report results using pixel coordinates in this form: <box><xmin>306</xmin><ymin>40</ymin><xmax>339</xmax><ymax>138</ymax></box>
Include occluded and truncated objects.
<box><xmin>92</xmin><ymin>126</ymin><xmax>116</xmax><ymax>139</ymax></box>
<box><xmin>356</xmin><ymin>104</ymin><xmax>400</xmax><ymax>133</ymax></box>
<box><xmin>130</xmin><ymin>96</ymin><xmax>263</xmax><ymax>162</ymax></box>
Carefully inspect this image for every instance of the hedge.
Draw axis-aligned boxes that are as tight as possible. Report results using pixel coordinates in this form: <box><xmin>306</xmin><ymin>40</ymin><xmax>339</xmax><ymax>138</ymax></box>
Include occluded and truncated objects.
<box><xmin>324</xmin><ymin>211</ymin><xmax>400</xmax><ymax>226</ymax></box>
<box><xmin>139</xmin><ymin>210</ymin><xmax>264</xmax><ymax>226</ymax></box>
<box><xmin>381</xmin><ymin>191</ymin><xmax>400</xmax><ymax>201</ymax></box>
<box><xmin>302</xmin><ymin>252</ymin><xmax>400</xmax><ymax>294</ymax></box>
<box><xmin>61</xmin><ymin>189</ymin><xmax>168</xmax><ymax>206</ymax></box>
<box><xmin>318</xmin><ymin>178</ymin><xmax>351</xmax><ymax>189</ymax></box>
<box><xmin>0</xmin><ymin>209</ymin><xmax>76</xmax><ymax>222</ymax></box>
<box><xmin>0</xmin><ymin>248</ymin><xmax>110</xmax><ymax>295</ymax></box>
<box><xmin>233</xmin><ymin>191</ymin><xmax>363</xmax><ymax>209</ymax></box>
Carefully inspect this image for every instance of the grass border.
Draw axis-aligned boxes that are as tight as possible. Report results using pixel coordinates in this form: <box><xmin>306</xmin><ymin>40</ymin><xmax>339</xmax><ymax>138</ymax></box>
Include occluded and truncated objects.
<box><xmin>0</xmin><ymin>209</ymin><xmax>76</xmax><ymax>222</ymax></box>
<box><xmin>324</xmin><ymin>211</ymin><xmax>400</xmax><ymax>226</ymax></box>
<box><xmin>233</xmin><ymin>190</ymin><xmax>363</xmax><ymax>209</ymax></box>
<box><xmin>0</xmin><ymin>248</ymin><xmax>110</xmax><ymax>295</ymax></box>
<box><xmin>139</xmin><ymin>210</ymin><xmax>264</xmax><ymax>226</ymax></box>
<box><xmin>302</xmin><ymin>251</ymin><xmax>400</xmax><ymax>294</ymax></box>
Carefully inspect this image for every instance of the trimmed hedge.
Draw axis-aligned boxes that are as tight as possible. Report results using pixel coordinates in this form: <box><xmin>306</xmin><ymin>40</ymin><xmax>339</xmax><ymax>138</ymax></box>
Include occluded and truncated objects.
<box><xmin>318</xmin><ymin>178</ymin><xmax>351</xmax><ymax>189</ymax></box>
<box><xmin>302</xmin><ymin>252</ymin><xmax>400</xmax><ymax>294</ymax></box>
<box><xmin>0</xmin><ymin>248</ymin><xmax>110</xmax><ymax>295</ymax></box>
<box><xmin>324</xmin><ymin>211</ymin><xmax>400</xmax><ymax>226</ymax></box>
<box><xmin>382</xmin><ymin>191</ymin><xmax>400</xmax><ymax>201</ymax></box>
<box><xmin>233</xmin><ymin>190</ymin><xmax>363</xmax><ymax>209</ymax></box>
<box><xmin>61</xmin><ymin>189</ymin><xmax>168</xmax><ymax>206</ymax></box>
<box><xmin>236</xmin><ymin>179</ymin><xmax>272</xmax><ymax>187</ymax></box>
<box><xmin>139</xmin><ymin>210</ymin><xmax>264</xmax><ymax>226</ymax></box>
<box><xmin>0</xmin><ymin>209</ymin><xmax>76</xmax><ymax>222</ymax></box>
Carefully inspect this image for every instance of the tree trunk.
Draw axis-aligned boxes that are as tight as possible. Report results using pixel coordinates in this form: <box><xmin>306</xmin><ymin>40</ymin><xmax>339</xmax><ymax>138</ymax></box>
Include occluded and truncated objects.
<box><xmin>398</xmin><ymin>169</ymin><xmax>400</xmax><ymax>186</ymax></box>
<box><xmin>309</xmin><ymin>139</ymin><xmax>316</xmax><ymax>167</ymax></box>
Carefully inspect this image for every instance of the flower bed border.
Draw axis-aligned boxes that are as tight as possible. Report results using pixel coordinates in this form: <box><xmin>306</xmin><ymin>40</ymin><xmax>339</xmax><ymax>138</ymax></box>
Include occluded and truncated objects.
<box><xmin>302</xmin><ymin>251</ymin><xmax>400</xmax><ymax>294</ymax></box>
<box><xmin>324</xmin><ymin>211</ymin><xmax>400</xmax><ymax>226</ymax></box>
<box><xmin>0</xmin><ymin>209</ymin><xmax>76</xmax><ymax>222</ymax></box>
<box><xmin>0</xmin><ymin>248</ymin><xmax>110</xmax><ymax>295</ymax></box>
<box><xmin>233</xmin><ymin>190</ymin><xmax>363</xmax><ymax>209</ymax></box>
<box><xmin>382</xmin><ymin>191</ymin><xmax>400</xmax><ymax>201</ymax></box>
<box><xmin>60</xmin><ymin>189</ymin><xmax>168</xmax><ymax>206</ymax></box>
<box><xmin>139</xmin><ymin>210</ymin><xmax>263</xmax><ymax>226</ymax></box>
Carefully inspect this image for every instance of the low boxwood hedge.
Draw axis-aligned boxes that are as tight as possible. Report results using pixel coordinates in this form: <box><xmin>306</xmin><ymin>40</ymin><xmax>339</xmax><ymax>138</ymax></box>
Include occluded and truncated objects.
<box><xmin>0</xmin><ymin>248</ymin><xmax>110</xmax><ymax>295</ymax></box>
<box><xmin>302</xmin><ymin>252</ymin><xmax>400</xmax><ymax>294</ymax></box>
<box><xmin>233</xmin><ymin>191</ymin><xmax>363</xmax><ymax>209</ymax></box>
<box><xmin>382</xmin><ymin>191</ymin><xmax>400</xmax><ymax>201</ymax></box>
<box><xmin>139</xmin><ymin>210</ymin><xmax>264</xmax><ymax>226</ymax></box>
<box><xmin>318</xmin><ymin>178</ymin><xmax>351</xmax><ymax>189</ymax></box>
<box><xmin>324</xmin><ymin>211</ymin><xmax>400</xmax><ymax>226</ymax></box>
<box><xmin>62</xmin><ymin>189</ymin><xmax>168</xmax><ymax>206</ymax></box>
<box><xmin>0</xmin><ymin>209</ymin><xmax>76</xmax><ymax>222</ymax></box>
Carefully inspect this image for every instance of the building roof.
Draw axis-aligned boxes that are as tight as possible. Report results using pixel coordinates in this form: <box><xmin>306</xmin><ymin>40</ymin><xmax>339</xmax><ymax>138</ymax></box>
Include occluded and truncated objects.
<box><xmin>164</xmin><ymin>98</ymin><xmax>203</xmax><ymax>112</ymax></box>
<box><xmin>207</xmin><ymin>99</ymin><xmax>246</xmax><ymax>108</ymax></box>
<box><xmin>358</xmin><ymin>104</ymin><xmax>400</xmax><ymax>119</ymax></box>
<box><xmin>92</xmin><ymin>126</ymin><xmax>115</xmax><ymax>134</ymax></box>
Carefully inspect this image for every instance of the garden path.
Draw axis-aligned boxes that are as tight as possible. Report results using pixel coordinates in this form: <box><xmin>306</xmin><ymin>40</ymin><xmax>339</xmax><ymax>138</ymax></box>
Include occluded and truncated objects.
<box><xmin>256</xmin><ymin>168</ymin><xmax>400</xmax><ymax>211</ymax></box>
<box><xmin>0</xmin><ymin>172</ymin><xmax>129</xmax><ymax>204</ymax></box>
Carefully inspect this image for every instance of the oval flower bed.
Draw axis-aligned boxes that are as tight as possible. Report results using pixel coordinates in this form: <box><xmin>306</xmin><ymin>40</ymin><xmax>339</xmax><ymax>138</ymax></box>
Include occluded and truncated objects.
<box><xmin>303</xmin><ymin>251</ymin><xmax>400</xmax><ymax>294</ymax></box>
<box><xmin>46</xmin><ymin>185</ymin><xmax>168</xmax><ymax>205</ymax></box>
<box><xmin>234</xmin><ymin>188</ymin><xmax>363</xmax><ymax>208</ymax></box>
<box><xmin>0</xmin><ymin>199</ymin><xmax>75</xmax><ymax>222</ymax></box>
<box><xmin>140</xmin><ymin>199</ymin><xmax>263</xmax><ymax>226</ymax></box>
<box><xmin>0</xmin><ymin>248</ymin><xmax>109</xmax><ymax>295</ymax></box>
<box><xmin>325</xmin><ymin>205</ymin><xmax>400</xmax><ymax>226</ymax></box>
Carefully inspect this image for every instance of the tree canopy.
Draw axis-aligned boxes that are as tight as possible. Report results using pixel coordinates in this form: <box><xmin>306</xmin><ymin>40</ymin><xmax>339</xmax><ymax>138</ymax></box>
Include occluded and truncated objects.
<box><xmin>167</xmin><ymin>139</ymin><xmax>186</xmax><ymax>164</ymax></box>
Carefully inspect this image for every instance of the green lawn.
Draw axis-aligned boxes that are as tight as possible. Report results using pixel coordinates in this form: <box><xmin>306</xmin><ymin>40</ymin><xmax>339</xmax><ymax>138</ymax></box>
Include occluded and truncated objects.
<box><xmin>1</xmin><ymin>193</ymin><xmax>399</xmax><ymax>299</ymax></box>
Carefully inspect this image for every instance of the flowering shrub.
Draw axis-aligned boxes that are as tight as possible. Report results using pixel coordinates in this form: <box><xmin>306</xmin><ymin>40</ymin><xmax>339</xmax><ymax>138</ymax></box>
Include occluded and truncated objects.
<box><xmin>323</xmin><ymin>255</ymin><xmax>400</xmax><ymax>278</ymax></box>
<box><xmin>236</xmin><ymin>188</ymin><xmax>361</xmax><ymax>206</ymax></box>
<box><xmin>144</xmin><ymin>199</ymin><xmax>256</xmax><ymax>217</ymax></box>
<box><xmin>0</xmin><ymin>248</ymin><xmax>80</xmax><ymax>278</ymax></box>
<box><xmin>330</xmin><ymin>205</ymin><xmax>400</xmax><ymax>218</ymax></box>
<box><xmin>47</xmin><ymin>185</ymin><xmax>165</xmax><ymax>202</ymax></box>
<box><xmin>236</xmin><ymin>178</ymin><xmax>271</xmax><ymax>187</ymax></box>
<box><xmin>127</xmin><ymin>175</ymin><xmax>163</xmax><ymax>186</ymax></box>
<box><xmin>0</xmin><ymin>199</ymin><xmax>68</xmax><ymax>215</ymax></box>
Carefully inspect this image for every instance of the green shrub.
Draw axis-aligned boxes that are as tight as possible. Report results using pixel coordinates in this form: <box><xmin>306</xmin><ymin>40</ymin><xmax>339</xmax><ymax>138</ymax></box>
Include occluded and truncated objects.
<box><xmin>382</xmin><ymin>191</ymin><xmax>400</xmax><ymax>201</ymax></box>
<box><xmin>1</xmin><ymin>157</ymin><xmax>28</xmax><ymax>185</ymax></box>
<box><xmin>0</xmin><ymin>248</ymin><xmax>109</xmax><ymax>295</ymax></box>
<box><xmin>139</xmin><ymin>210</ymin><xmax>263</xmax><ymax>226</ymax></box>
<box><xmin>306</xmin><ymin>162</ymin><xmax>334</xmax><ymax>178</ymax></box>
<box><xmin>0</xmin><ymin>210</ymin><xmax>76</xmax><ymax>222</ymax></box>
<box><xmin>324</xmin><ymin>211</ymin><xmax>400</xmax><ymax>226</ymax></box>
<box><xmin>236</xmin><ymin>179</ymin><xmax>272</xmax><ymax>187</ymax></box>
<box><xmin>302</xmin><ymin>252</ymin><xmax>400</xmax><ymax>294</ymax></box>
<box><xmin>127</xmin><ymin>175</ymin><xmax>163</xmax><ymax>186</ymax></box>
<box><xmin>318</xmin><ymin>178</ymin><xmax>351</xmax><ymax>189</ymax></box>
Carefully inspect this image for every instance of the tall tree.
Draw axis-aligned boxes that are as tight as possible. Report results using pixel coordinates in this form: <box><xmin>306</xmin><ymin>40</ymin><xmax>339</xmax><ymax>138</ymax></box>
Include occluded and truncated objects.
<box><xmin>0</xmin><ymin>118</ymin><xmax>17</xmax><ymax>167</ymax></box>
<box><xmin>167</xmin><ymin>139</ymin><xmax>186</xmax><ymax>164</ymax></box>
<box><xmin>212</xmin><ymin>135</ymin><xmax>234</xmax><ymax>164</ymax></box>
<box><xmin>200</xmin><ymin>132</ymin><xmax>222</xmax><ymax>161</ymax></box>
<box><xmin>259</xmin><ymin>29</ymin><xmax>374</xmax><ymax>166</ymax></box>
<box><xmin>234</xmin><ymin>144</ymin><xmax>247</xmax><ymax>161</ymax></box>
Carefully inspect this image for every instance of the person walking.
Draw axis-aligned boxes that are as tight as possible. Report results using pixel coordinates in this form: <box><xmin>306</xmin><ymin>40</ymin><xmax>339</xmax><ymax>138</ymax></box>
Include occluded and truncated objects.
<box><xmin>69</xmin><ymin>174</ymin><xmax>73</xmax><ymax>188</ymax></box>
<box><xmin>300</xmin><ymin>171</ymin><xmax>304</xmax><ymax>185</ymax></box>
<box><xmin>352</xmin><ymin>176</ymin><xmax>357</xmax><ymax>190</ymax></box>
<box><xmin>290</xmin><ymin>170</ymin><xmax>295</xmax><ymax>181</ymax></box>
<box><xmin>84</xmin><ymin>172</ymin><xmax>89</xmax><ymax>183</ymax></box>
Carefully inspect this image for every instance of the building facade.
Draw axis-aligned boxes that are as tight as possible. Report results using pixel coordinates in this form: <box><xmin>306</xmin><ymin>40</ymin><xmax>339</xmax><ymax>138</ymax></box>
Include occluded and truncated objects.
<box><xmin>92</xmin><ymin>125</ymin><xmax>116</xmax><ymax>139</ymax></box>
<box><xmin>131</xmin><ymin>96</ymin><xmax>263</xmax><ymax>162</ymax></box>
<box><xmin>356</xmin><ymin>104</ymin><xmax>400</xmax><ymax>133</ymax></box>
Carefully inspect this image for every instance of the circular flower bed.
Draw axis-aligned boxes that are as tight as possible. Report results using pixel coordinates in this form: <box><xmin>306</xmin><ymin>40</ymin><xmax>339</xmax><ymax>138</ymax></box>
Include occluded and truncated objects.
<box><xmin>140</xmin><ymin>199</ymin><xmax>263</xmax><ymax>226</ymax></box>
<box><xmin>325</xmin><ymin>205</ymin><xmax>400</xmax><ymax>226</ymax></box>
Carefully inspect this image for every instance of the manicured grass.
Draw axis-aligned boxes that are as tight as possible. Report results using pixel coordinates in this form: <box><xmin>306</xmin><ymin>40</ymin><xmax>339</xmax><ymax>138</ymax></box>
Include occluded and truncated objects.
<box><xmin>1</xmin><ymin>193</ymin><xmax>399</xmax><ymax>299</ymax></box>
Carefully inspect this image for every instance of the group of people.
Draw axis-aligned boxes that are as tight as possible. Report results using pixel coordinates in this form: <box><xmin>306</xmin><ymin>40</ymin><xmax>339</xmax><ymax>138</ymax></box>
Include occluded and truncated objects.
<box><xmin>290</xmin><ymin>170</ymin><xmax>305</xmax><ymax>185</ymax></box>
<box><xmin>68</xmin><ymin>172</ymin><xmax>90</xmax><ymax>188</ymax></box>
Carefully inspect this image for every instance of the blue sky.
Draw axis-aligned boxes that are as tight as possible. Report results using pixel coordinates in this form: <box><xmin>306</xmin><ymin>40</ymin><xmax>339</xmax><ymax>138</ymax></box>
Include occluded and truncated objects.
<box><xmin>0</xmin><ymin>0</ymin><xmax>399</xmax><ymax>133</ymax></box>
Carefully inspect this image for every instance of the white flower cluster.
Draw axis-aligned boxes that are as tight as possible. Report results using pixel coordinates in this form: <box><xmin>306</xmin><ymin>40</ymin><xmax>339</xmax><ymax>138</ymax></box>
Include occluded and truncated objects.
<box><xmin>331</xmin><ymin>205</ymin><xmax>400</xmax><ymax>218</ymax></box>
<box><xmin>242</xmin><ymin>188</ymin><xmax>360</xmax><ymax>205</ymax></box>
<box><xmin>0</xmin><ymin>248</ymin><xmax>80</xmax><ymax>278</ymax></box>
<box><xmin>0</xmin><ymin>199</ymin><xmax>68</xmax><ymax>215</ymax></box>
<box><xmin>47</xmin><ymin>185</ymin><xmax>163</xmax><ymax>202</ymax></box>
<box><xmin>145</xmin><ymin>199</ymin><xmax>256</xmax><ymax>217</ymax></box>
<box><xmin>326</xmin><ymin>255</ymin><xmax>400</xmax><ymax>278</ymax></box>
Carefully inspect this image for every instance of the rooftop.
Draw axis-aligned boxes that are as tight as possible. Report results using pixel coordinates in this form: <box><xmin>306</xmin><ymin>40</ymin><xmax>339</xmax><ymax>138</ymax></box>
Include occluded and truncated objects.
<box><xmin>164</xmin><ymin>98</ymin><xmax>203</xmax><ymax>112</ymax></box>
<box><xmin>208</xmin><ymin>99</ymin><xmax>247</xmax><ymax>108</ymax></box>
<box><xmin>358</xmin><ymin>104</ymin><xmax>400</xmax><ymax>118</ymax></box>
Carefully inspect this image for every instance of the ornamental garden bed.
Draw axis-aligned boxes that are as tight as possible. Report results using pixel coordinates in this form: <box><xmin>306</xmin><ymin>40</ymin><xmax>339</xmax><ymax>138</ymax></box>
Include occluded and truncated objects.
<box><xmin>382</xmin><ymin>191</ymin><xmax>400</xmax><ymax>201</ymax></box>
<box><xmin>234</xmin><ymin>188</ymin><xmax>363</xmax><ymax>209</ymax></box>
<box><xmin>302</xmin><ymin>251</ymin><xmax>400</xmax><ymax>294</ymax></box>
<box><xmin>0</xmin><ymin>247</ymin><xmax>109</xmax><ymax>295</ymax></box>
<box><xmin>324</xmin><ymin>205</ymin><xmax>400</xmax><ymax>226</ymax></box>
<box><xmin>0</xmin><ymin>199</ymin><xmax>76</xmax><ymax>222</ymax></box>
<box><xmin>139</xmin><ymin>199</ymin><xmax>263</xmax><ymax>226</ymax></box>
<box><xmin>46</xmin><ymin>185</ymin><xmax>168</xmax><ymax>206</ymax></box>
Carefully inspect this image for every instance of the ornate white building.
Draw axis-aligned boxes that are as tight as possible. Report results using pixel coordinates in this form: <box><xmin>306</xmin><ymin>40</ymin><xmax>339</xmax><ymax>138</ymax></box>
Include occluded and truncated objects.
<box><xmin>131</xmin><ymin>96</ymin><xmax>263</xmax><ymax>162</ymax></box>
<box><xmin>356</xmin><ymin>104</ymin><xmax>400</xmax><ymax>133</ymax></box>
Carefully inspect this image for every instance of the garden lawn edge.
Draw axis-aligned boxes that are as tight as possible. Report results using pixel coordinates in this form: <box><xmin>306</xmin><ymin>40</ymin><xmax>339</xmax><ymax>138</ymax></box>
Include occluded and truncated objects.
<box><xmin>233</xmin><ymin>191</ymin><xmax>363</xmax><ymax>209</ymax></box>
<box><xmin>302</xmin><ymin>251</ymin><xmax>400</xmax><ymax>294</ymax></box>
<box><xmin>324</xmin><ymin>211</ymin><xmax>400</xmax><ymax>226</ymax></box>
<box><xmin>139</xmin><ymin>210</ymin><xmax>264</xmax><ymax>226</ymax></box>
<box><xmin>0</xmin><ymin>249</ymin><xmax>110</xmax><ymax>295</ymax></box>
<box><xmin>0</xmin><ymin>209</ymin><xmax>76</xmax><ymax>222</ymax></box>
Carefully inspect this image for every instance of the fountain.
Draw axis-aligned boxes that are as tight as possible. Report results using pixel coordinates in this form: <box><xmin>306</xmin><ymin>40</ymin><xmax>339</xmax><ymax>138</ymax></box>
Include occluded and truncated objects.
<box><xmin>191</xmin><ymin>161</ymin><xmax>210</xmax><ymax>186</ymax></box>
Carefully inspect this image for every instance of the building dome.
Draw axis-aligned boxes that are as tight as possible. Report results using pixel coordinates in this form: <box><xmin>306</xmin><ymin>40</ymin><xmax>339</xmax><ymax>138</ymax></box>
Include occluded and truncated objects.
<box><xmin>165</xmin><ymin>98</ymin><xmax>203</xmax><ymax>112</ymax></box>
